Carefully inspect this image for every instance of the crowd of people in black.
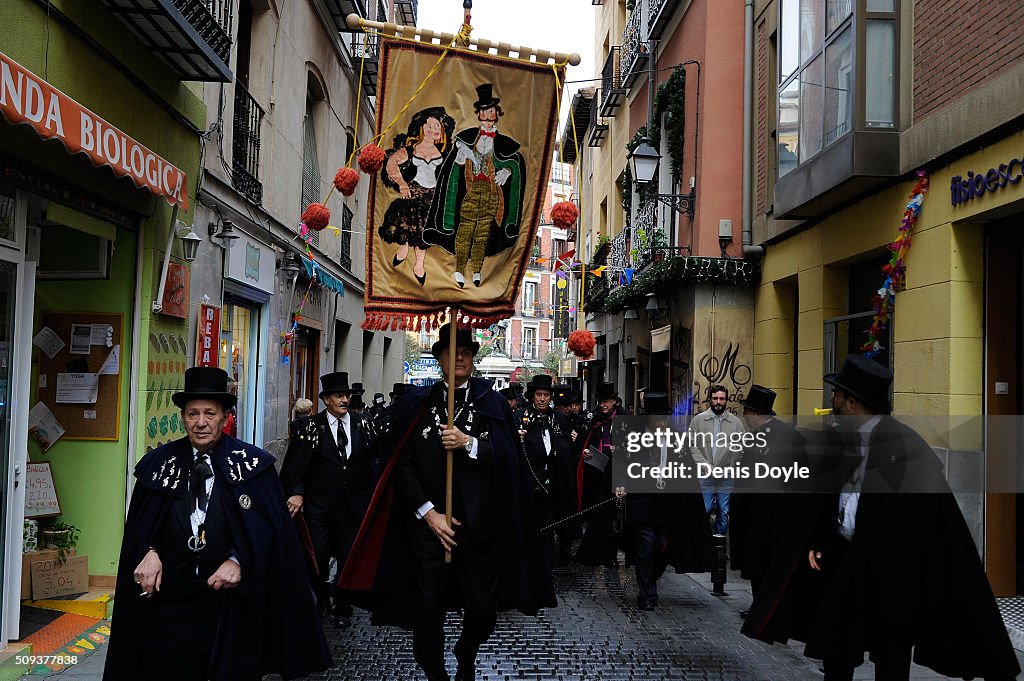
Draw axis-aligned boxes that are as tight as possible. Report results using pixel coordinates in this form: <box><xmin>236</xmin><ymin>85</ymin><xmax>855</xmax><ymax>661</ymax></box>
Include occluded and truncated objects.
<box><xmin>104</xmin><ymin>332</ymin><xmax>1020</xmax><ymax>681</ymax></box>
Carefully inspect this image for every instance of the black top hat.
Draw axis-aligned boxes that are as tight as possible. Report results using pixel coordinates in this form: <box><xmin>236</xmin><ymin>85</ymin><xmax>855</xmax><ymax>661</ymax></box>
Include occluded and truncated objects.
<box><xmin>350</xmin><ymin>382</ymin><xmax>366</xmax><ymax>395</ymax></box>
<box><xmin>349</xmin><ymin>393</ymin><xmax>365</xmax><ymax>409</ymax></box>
<box><xmin>594</xmin><ymin>382</ymin><xmax>619</xmax><ymax>402</ymax></box>
<box><xmin>739</xmin><ymin>384</ymin><xmax>777</xmax><ymax>416</ymax></box>
<box><xmin>473</xmin><ymin>83</ymin><xmax>500</xmax><ymax>111</ymax></box>
<box><xmin>824</xmin><ymin>355</ymin><xmax>893</xmax><ymax>414</ymax></box>
<box><xmin>552</xmin><ymin>383</ymin><xmax>572</xmax><ymax>406</ymax></box>
<box><xmin>570</xmin><ymin>390</ymin><xmax>583</xmax><ymax>404</ymax></box>
<box><xmin>172</xmin><ymin>367</ymin><xmax>238</xmax><ymax>410</ymax></box>
<box><xmin>641</xmin><ymin>392</ymin><xmax>672</xmax><ymax>416</ymax></box>
<box><xmin>525</xmin><ymin>374</ymin><xmax>554</xmax><ymax>398</ymax></box>
<box><xmin>319</xmin><ymin>372</ymin><xmax>352</xmax><ymax>397</ymax></box>
<box><xmin>390</xmin><ymin>383</ymin><xmax>409</xmax><ymax>398</ymax></box>
<box><xmin>430</xmin><ymin>323</ymin><xmax>480</xmax><ymax>359</ymax></box>
<box><xmin>373</xmin><ymin>392</ymin><xmax>385</xmax><ymax>405</ymax></box>
<box><xmin>498</xmin><ymin>386</ymin><xmax>519</xmax><ymax>400</ymax></box>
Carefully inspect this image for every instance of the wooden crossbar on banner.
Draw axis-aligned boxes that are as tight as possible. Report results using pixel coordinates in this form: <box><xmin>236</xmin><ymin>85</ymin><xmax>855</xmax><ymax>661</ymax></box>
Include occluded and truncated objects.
<box><xmin>345</xmin><ymin>14</ymin><xmax>582</xmax><ymax>66</ymax></box>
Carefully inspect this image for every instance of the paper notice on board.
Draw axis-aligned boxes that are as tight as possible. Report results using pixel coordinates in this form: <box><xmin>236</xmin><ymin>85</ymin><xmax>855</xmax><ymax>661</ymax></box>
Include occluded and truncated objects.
<box><xmin>91</xmin><ymin>324</ymin><xmax>114</xmax><ymax>347</ymax></box>
<box><xmin>29</xmin><ymin>402</ymin><xmax>65</xmax><ymax>451</ymax></box>
<box><xmin>98</xmin><ymin>345</ymin><xmax>120</xmax><ymax>375</ymax></box>
<box><xmin>69</xmin><ymin>325</ymin><xmax>91</xmax><ymax>354</ymax></box>
<box><xmin>32</xmin><ymin>327</ymin><xmax>65</xmax><ymax>359</ymax></box>
<box><xmin>56</xmin><ymin>373</ymin><xmax>99</xmax><ymax>403</ymax></box>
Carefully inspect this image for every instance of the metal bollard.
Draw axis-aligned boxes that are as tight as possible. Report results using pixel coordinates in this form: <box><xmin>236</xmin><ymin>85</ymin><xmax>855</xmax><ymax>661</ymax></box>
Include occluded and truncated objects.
<box><xmin>711</xmin><ymin>533</ymin><xmax>728</xmax><ymax>595</ymax></box>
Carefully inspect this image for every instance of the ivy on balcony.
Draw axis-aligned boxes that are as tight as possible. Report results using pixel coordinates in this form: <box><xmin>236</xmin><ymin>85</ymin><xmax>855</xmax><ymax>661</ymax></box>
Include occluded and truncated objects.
<box><xmin>603</xmin><ymin>256</ymin><xmax>761</xmax><ymax>314</ymax></box>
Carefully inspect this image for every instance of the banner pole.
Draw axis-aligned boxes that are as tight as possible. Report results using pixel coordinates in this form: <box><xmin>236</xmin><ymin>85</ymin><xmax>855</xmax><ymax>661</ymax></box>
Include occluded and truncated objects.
<box><xmin>444</xmin><ymin>308</ymin><xmax>458</xmax><ymax>564</ymax></box>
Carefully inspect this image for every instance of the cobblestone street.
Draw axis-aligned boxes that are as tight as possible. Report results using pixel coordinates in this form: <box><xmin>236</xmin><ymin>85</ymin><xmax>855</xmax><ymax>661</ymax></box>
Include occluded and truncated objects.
<box><xmin>301</xmin><ymin>563</ymin><xmax>820</xmax><ymax>681</ymax></box>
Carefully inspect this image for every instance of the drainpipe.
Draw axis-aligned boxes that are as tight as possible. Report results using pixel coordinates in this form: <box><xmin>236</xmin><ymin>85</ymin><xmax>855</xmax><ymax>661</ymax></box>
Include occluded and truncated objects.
<box><xmin>742</xmin><ymin>0</ymin><xmax>763</xmax><ymax>259</ymax></box>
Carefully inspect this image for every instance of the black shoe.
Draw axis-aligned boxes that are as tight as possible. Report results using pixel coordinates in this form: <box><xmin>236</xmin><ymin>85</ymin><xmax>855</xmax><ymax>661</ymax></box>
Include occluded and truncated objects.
<box><xmin>638</xmin><ymin>599</ymin><xmax>654</xmax><ymax>611</ymax></box>
<box><xmin>454</xmin><ymin>662</ymin><xmax>475</xmax><ymax>681</ymax></box>
<box><xmin>333</xmin><ymin>614</ymin><xmax>352</xmax><ymax>628</ymax></box>
<box><xmin>392</xmin><ymin>254</ymin><xmax>406</xmax><ymax>266</ymax></box>
<box><xmin>739</xmin><ymin>610</ymin><xmax>749</xmax><ymax>620</ymax></box>
<box><xmin>415</xmin><ymin>271</ymin><xmax>426</xmax><ymax>285</ymax></box>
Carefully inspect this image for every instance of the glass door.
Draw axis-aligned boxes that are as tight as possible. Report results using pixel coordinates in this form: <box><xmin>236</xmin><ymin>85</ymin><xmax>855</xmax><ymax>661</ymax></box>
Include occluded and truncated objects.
<box><xmin>220</xmin><ymin>297</ymin><xmax>259</xmax><ymax>442</ymax></box>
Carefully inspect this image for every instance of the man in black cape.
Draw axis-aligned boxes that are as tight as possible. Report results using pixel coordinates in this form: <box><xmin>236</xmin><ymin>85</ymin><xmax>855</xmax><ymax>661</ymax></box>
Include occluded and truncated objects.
<box><xmin>104</xmin><ymin>367</ymin><xmax>329</xmax><ymax>681</ymax></box>
<box><xmin>743</xmin><ymin>356</ymin><xmax>1020</xmax><ymax>680</ymax></box>
<box><xmin>423</xmin><ymin>83</ymin><xmax>527</xmax><ymax>289</ymax></box>
<box><xmin>338</xmin><ymin>324</ymin><xmax>555</xmax><ymax>681</ymax></box>
<box><xmin>577</xmin><ymin>392</ymin><xmax>712</xmax><ymax>609</ymax></box>
<box><xmin>729</xmin><ymin>384</ymin><xmax>810</xmax><ymax>600</ymax></box>
<box><xmin>514</xmin><ymin>373</ymin><xmax>577</xmax><ymax>567</ymax></box>
<box><xmin>279</xmin><ymin>371</ymin><xmax>380</xmax><ymax>627</ymax></box>
<box><xmin>575</xmin><ymin>382</ymin><xmax>622</xmax><ymax>513</ymax></box>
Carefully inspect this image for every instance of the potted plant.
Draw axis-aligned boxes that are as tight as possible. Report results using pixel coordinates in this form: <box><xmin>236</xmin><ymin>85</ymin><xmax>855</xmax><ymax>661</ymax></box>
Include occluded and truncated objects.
<box><xmin>42</xmin><ymin>521</ymin><xmax>80</xmax><ymax>564</ymax></box>
<box><xmin>649</xmin><ymin>229</ymin><xmax>668</xmax><ymax>262</ymax></box>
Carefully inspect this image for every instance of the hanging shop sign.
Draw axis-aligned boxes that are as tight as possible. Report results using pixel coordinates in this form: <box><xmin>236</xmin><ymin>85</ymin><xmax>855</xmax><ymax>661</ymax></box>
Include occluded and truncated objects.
<box><xmin>226</xmin><ymin>230</ymin><xmax>275</xmax><ymax>295</ymax></box>
<box><xmin>195</xmin><ymin>304</ymin><xmax>221</xmax><ymax>367</ymax></box>
<box><xmin>0</xmin><ymin>51</ymin><xmax>189</xmax><ymax>210</ymax></box>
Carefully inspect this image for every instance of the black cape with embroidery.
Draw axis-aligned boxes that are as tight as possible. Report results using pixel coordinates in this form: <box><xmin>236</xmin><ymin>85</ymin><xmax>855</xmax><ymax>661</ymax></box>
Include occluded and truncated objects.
<box><xmin>742</xmin><ymin>418</ymin><xmax>1020</xmax><ymax>679</ymax></box>
<box><xmin>577</xmin><ymin>434</ymin><xmax>712</xmax><ymax>574</ymax></box>
<box><xmin>337</xmin><ymin>378</ymin><xmax>556</xmax><ymax>627</ymax></box>
<box><xmin>104</xmin><ymin>434</ymin><xmax>330</xmax><ymax>680</ymax></box>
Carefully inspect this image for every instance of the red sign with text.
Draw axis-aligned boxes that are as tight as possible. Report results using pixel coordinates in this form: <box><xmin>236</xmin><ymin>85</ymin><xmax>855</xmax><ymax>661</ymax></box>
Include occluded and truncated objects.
<box><xmin>195</xmin><ymin>304</ymin><xmax>221</xmax><ymax>367</ymax></box>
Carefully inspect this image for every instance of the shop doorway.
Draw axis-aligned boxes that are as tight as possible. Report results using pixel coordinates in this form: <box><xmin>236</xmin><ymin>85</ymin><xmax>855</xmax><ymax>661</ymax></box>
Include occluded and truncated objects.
<box><xmin>986</xmin><ymin>217</ymin><xmax>1024</xmax><ymax>596</ymax></box>
<box><xmin>221</xmin><ymin>297</ymin><xmax>261</xmax><ymax>443</ymax></box>
<box><xmin>291</xmin><ymin>326</ymin><xmax>320</xmax><ymax>415</ymax></box>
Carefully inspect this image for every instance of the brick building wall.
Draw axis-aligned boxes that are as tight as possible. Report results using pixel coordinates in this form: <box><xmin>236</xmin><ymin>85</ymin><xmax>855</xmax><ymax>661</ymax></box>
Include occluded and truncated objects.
<box><xmin>913</xmin><ymin>0</ymin><xmax>1024</xmax><ymax>122</ymax></box>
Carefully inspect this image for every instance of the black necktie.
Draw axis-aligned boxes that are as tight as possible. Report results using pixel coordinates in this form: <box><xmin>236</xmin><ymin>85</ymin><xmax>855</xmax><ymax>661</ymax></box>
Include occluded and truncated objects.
<box><xmin>454</xmin><ymin>388</ymin><xmax>468</xmax><ymax>405</ymax></box>
<box><xmin>336</xmin><ymin>418</ymin><xmax>349</xmax><ymax>457</ymax></box>
<box><xmin>189</xmin><ymin>453</ymin><xmax>213</xmax><ymax>514</ymax></box>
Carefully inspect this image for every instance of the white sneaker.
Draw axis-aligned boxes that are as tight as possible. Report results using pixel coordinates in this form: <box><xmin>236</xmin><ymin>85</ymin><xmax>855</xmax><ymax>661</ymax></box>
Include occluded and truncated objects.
<box><xmin>472</xmin><ymin>272</ymin><xmax>481</xmax><ymax>287</ymax></box>
<box><xmin>454</xmin><ymin>272</ymin><xmax>465</xmax><ymax>288</ymax></box>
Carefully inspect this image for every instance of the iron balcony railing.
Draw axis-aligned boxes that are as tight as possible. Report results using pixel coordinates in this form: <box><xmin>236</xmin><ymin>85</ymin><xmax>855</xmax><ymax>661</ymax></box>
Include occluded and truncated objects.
<box><xmin>600</xmin><ymin>47</ymin><xmax>626</xmax><ymax>116</ymax></box>
<box><xmin>647</xmin><ymin>0</ymin><xmax>681</xmax><ymax>40</ymax></box>
<box><xmin>172</xmin><ymin>0</ymin><xmax>233</xmax><ymax>64</ymax></box>
<box><xmin>231</xmin><ymin>83</ymin><xmax>264</xmax><ymax>205</ymax></box>
<box><xmin>620</xmin><ymin>0</ymin><xmax>649</xmax><ymax>88</ymax></box>
<box><xmin>394</xmin><ymin>0</ymin><xmax>418</xmax><ymax>25</ymax></box>
<box><xmin>589</xmin><ymin>92</ymin><xmax>609</xmax><ymax>147</ymax></box>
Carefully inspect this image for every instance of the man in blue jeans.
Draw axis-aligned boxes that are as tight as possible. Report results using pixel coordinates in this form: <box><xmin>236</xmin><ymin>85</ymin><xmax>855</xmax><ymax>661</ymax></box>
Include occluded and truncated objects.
<box><xmin>687</xmin><ymin>385</ymin><xmax>746</xmax><ymax>535</ymax></box>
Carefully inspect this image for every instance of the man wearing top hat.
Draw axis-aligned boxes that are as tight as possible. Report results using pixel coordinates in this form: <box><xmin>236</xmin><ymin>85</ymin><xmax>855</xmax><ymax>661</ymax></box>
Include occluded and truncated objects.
<box><xmin>514</xmin><ymin>373</ymin><xmax>575</xmax><ymax>566</ymax></box>
<box><xmin>338</xmin><ymin>323</ymin><xmax>555</xmax><ymax>681</ymax></box>
<box><xmin>498</xmin><ymin>385</ymin><xmax>520</xmax><ymax>412</ymax></box>
<box><xmin>743</xmin><ymin>356</ymin><xmax>1020</xmax><ymax>681</ymax></box>
<box><xmin>348</xmin><ymin>382</ymin><xmax>367</xmax><ymax>414</ymax></box>
<box><xmin>369</xmin><ymin>392</ymin><xmax>388</xmax><ymax>420</ymax></box>
<box><xmin>423</xmin><ymin>83</ymin><xmax>527</xmax><ymax>288</ymax></box>
<box><xmin>105</xmin><ymin>367</ymin><xmax>329</xmax><ymax>680</ymax></box>
<box><xmin>729</xmin><ymin>385</ymin><xmax>809</xmax><ymax>601</ymax></box>
<box><xmin>279</xmin><ymin>371</ymin><xmax>379</xmax><ymax>627</ymax></box>
<box><xmin>575</xmin><ymin>382</ymin><xmax>623</xmax><ymax>513</ymax></box>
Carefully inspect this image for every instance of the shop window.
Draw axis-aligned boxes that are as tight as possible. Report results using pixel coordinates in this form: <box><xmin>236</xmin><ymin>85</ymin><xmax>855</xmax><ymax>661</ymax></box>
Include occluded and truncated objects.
<box><xmin>37</xmin><ymin>224</ymin><xmax>112</xmax><ymax>280</ymax></box>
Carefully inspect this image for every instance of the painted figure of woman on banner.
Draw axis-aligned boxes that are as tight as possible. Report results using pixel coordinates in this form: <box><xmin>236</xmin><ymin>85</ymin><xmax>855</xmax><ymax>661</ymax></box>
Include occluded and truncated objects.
<box><xmin>379</xmin><ymin>106</ymin><xmax>456</xmax><ymax>286</ymax></box>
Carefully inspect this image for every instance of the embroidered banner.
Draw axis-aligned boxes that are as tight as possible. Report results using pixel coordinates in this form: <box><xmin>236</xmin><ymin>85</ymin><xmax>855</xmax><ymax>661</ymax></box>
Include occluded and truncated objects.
<box><xmin>363</xmin><ymin>38</ymin><xmax>563</xmax><ymax>330</ymax></box>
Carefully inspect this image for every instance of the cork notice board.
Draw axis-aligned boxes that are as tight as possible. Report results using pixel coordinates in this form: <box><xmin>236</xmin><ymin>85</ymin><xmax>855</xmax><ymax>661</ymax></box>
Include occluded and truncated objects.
<box><xmin>37</xmin><ymin>312</ymin><xmax>122</xmax><ymax>440</ymax></box>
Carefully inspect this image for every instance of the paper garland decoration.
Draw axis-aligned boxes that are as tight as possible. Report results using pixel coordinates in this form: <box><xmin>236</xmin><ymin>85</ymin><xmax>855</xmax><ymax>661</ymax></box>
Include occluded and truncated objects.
<box><xmin>861</xmin><ymin>170</ymin><xmax>929</xmax><ymax>358</ymax></box>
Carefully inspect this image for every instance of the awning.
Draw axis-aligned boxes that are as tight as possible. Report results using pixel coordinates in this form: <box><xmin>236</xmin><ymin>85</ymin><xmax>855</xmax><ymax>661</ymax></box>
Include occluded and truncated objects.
<box><xmin>302</xmin><ymin>256</ymin><xmax>345</xmax><ymax>296</ymax></box>
<box><xmin>0</xmin><ymin>51</ymin><xmax>190</xmax><ymax>210</ymax></box>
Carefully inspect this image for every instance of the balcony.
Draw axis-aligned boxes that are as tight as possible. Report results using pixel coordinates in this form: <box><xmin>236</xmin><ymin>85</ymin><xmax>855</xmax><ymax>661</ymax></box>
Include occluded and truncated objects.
<box><xmin>588</xmin><ymin>93</ymin><xmax>609</xmax><ymax>147</ymax></box>
<box><xmin>631</xmin><ymin>196</ymin><xmax>657</xmax><ymax>270</ymax></box>
<box><xmin>608</xmin><ymin>227</ymin><xmax>631</xmax><ymax>291</ymax></box>
<box><xmin>101</xmin><ymin>0</ymin><xmax>233</xmax><ymax>81</ymax></box>
<box><xmin>394</xmin><ymin>0</ymin><xmax>418</xmax><ymax>26</ymax></box>
<box><xmin>584</xmin><ymin>242</ymin><xmax>611</xmax><ymax>312</ymax></box>
<box><xmin>350</xmin><ymin>34</ymin><xmax>380</xmax><ymax>96</ymax></box>
<box><xmin>599</xmin><ymin>47</ymin><xmax>626</xmax><ymax>117</ymax></box>
<box><xmin>231</xmin><ymin>83</ymin><xmax>264</xmax><ymax>205</ymax></box>
<box><xmin>324</xmin><ymin>0</ymin><xmax>369</xmax><ymax>32</ymax></box>
<box><xmin>647</xmin><ymin>0</ymin><xmax>682</xmax><ymax>40</ymax></box>
<box><xmin>620</xmin><ymin>0</ymin><xmax>649</xmax><ymax>88</ymax></box>
<box><xmin>561</xmin><ymin>90</ymin><xmax>594</xmax><ymax>164</ymax></box>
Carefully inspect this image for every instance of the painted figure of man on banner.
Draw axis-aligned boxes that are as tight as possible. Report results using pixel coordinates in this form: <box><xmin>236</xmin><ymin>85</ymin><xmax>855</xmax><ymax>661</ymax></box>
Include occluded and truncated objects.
<box><xmin>423</xmin><ymin>83</ymin><xmax>526</xmax><ymax>290</ymax></box>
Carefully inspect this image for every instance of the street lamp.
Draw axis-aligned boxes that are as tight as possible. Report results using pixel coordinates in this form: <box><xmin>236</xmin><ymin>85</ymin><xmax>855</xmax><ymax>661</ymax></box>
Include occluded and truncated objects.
<box><xmin>181</xmin><ymin>228</ymin><xmax>203</xmax><ymax>263</ymax></box>
<box><xmin>209</xmin><ymin>219</ymin><xmax>240</xmax><ymax>249</ymax></box>
<box><xmin>628</xmin><ymin>138</ymin><xmax>661</xmax><ymax>185</ymax></box>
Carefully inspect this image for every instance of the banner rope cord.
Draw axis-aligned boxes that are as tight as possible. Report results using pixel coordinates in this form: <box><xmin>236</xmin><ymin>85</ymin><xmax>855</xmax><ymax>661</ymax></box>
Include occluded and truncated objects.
<box><xmin>538</xmin><ymin>495</ymin><xmax>616</xmax><ymax>532</ymax></box>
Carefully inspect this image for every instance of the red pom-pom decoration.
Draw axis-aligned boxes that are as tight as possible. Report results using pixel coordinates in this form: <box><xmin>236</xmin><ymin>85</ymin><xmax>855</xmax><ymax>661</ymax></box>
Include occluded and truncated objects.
<box><xmin>567</xmin><ymin>329</ymin><xmax>596</xmax><ymax>359</ymax></box>
<box><xmin>551</xmin><ymin>200</ymin><xmax>580</xmax><ymax>230</ymax></box>
<box><xmin>301</xmin><ymin>203</ymin><xmax>331</xmax><ymax>231</ymax></box>
<box><xmin>334</xmin><ymin>167</ymin><xmax>359</xmax><ymax>196</ymax></box>
<box><xmin>358</xmin><ymin>144</ymin><xmax>386</xmax><ymax>174</ymax></box>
